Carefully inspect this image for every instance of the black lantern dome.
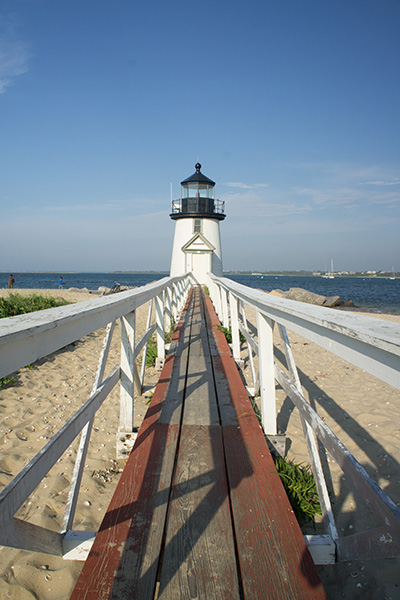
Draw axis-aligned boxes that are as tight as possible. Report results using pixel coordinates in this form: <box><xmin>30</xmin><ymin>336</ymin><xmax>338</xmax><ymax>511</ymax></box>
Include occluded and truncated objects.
<box><xmin>170</xmin><ymin>163</ymin><xmax>225</xmax><ymax>221</ymax></box>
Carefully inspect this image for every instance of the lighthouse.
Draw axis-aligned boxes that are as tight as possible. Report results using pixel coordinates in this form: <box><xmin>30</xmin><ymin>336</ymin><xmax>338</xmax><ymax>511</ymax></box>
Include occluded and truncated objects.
<box><xmin>170</xmin><ymin>163</ymin><xmax>225</xmax><ymax>284</ymax></box>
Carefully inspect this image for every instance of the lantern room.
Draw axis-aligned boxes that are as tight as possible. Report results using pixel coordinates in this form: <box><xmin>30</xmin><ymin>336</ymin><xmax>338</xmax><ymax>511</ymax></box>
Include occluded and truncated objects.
<box><xmin>170</xmin><ymin>163</ymin><xmax>225</xmax><ymax>220</ymax></box>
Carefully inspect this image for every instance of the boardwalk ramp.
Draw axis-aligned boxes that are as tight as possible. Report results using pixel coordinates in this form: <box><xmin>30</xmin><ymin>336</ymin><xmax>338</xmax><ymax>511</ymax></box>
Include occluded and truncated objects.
<box><xmin>71</xmin><ymin>286</ymin><xmax>327</xmax><ymax>599</ymax></box>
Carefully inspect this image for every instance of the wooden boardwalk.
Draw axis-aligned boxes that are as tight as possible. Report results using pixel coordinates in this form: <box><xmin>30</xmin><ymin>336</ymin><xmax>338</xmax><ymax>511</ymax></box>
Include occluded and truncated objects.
<box><xmin>71</xmin><ymin>287</ymin><xmax>327</xmax><ymax>599</ymax></box>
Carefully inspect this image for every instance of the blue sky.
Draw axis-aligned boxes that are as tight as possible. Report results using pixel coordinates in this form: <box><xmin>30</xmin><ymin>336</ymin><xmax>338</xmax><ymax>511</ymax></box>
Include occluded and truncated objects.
<box><xmin>1</xmin><ymin>0</ymin><xmax>399</xmax><ymax>272</ymax></box>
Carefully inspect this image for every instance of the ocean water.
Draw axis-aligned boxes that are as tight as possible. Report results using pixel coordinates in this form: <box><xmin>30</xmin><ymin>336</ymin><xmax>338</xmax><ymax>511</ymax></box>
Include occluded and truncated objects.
<box><xmin>228</xmin><ymin>274</ymin><xmax>400</xmax><ymax>314</ymax></box>
<box><xmin>0</xmin><ymin>272</ymin><xmax>168</xmax><ymax>292</ymax></box>
<box><xmin>1</xmin><ymin>272</ymin><xmax>399</xmax><ymax>313</ymax></box>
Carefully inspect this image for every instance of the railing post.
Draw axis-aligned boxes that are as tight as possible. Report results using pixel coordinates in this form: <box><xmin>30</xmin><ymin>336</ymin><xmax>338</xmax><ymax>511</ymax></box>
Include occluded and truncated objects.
<box><xmin>229</xmin><ymin>291</ymin><xmax>241</xmax><ymax>361</ymax></box>
<box><xmin>181</xmin><ymin>277</ymin><xmax>187</xmax><ymax>308</ymax></box>
<box><xmin>155</xmin><ymin>292</ymin><xmax>165</xmax><ymax>370</ymax></box>
<box><xmin>175</xmin><ymin>281</ymin><xmax>181</xmax><ymax>313</ymax></box>
<box><xmin>180</xmin><ymin>278</ymin><xmax>186</xmax><ymax>310</ymax></box>
<box><xmin>256</xmin><ymin>311</ymin><xmax>277</xmax><ymax>435</ymax></box>
<box><xmin>118</xmin><ymin>310</ymin><xmax>136</xmax><ymax>457</ymax></box>
<box><xmin>165</xmin><ymin>285</ymin><xmax>173</xmax><ymax>327</ymax></box>
<box><xmin>171</xmin><ymin>283</ymin><xmax>178</xmax><ymax>322</ymax></box>
<box><xmin>179</xmin><ymin>279</ymin><xmax>185</xmax><ymax>311</ymax></box>
<box><xmin>240</xmin><ymin>300</ymin><xmax>258</xmax><ymax>394</ymax></box>
<box><xmin>221</xmin><ymin>287</ymin><xmax>229</xmax><ymax>329</ymax></box>
<box><xmin>212</xmin><ymin>280</ymin><xmax>222</xmax><ymax>319</ymax></box>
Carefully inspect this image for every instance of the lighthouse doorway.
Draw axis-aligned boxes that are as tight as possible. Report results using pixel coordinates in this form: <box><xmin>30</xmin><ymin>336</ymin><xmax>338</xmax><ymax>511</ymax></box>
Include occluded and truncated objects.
<box><xmin>185</xmin><ymin>252</ymin><xmax>211</xmax><ymax>283</ymax></box>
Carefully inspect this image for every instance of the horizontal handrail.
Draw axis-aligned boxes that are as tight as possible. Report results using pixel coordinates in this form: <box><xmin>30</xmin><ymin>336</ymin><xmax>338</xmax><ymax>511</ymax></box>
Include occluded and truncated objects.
<box><xmin>0</xmin><ymin>275</ymin><xmax>189</xmax><ymax>379</ymax></box>
<box><xmin>209</xmin><ymin>274</ymin><xmax>400</xmax><ymax>389</ymax></box>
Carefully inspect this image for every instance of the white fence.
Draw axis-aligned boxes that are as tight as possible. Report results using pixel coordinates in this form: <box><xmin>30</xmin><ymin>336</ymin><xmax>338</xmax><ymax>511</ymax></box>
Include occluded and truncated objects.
<box><xmin>0</xmin><ymin>274</ymin><xmax>192</xmax><ymax>559</ymax></box>
<box><xmin>1</xmin><ymin>271</ymin><xmax>400</xmax><ymax>565</ymax></box>
<box><xmin>208</xmin><ymin>273</ymin><xmax>400</xmax><ymax>564</ymax></box>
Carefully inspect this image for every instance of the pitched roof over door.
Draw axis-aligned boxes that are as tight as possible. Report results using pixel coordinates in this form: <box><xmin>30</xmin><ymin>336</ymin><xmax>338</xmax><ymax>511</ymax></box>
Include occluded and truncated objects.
<box><xmin>181</xmin><ymin>233</ymin><xmax>215</xmax><ymax>253</ymax></box>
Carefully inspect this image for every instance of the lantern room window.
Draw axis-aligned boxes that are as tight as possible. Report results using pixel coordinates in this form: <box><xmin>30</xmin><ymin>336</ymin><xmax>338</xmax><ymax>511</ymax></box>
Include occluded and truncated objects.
<box><xmin>182</xmin><ymin>182</ymin><xmax>214</xmax><ymax>199</ymax></box>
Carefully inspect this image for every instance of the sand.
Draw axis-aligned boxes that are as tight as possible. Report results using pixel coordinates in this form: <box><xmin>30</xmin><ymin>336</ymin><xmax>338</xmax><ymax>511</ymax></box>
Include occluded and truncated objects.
<box><xmin>0</xmin><ymin>288</ymin><xmax>399</xmax><ymax>599</ymax></box>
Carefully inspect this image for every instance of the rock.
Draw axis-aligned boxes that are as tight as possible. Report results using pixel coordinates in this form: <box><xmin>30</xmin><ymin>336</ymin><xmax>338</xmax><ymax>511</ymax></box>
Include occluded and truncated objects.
<box><xmin>285</xmin><ymin>288</ymin><xmax>327</xmax><ymax>306</ymax></box>
<box><xmin>323</xmin><ymin>295</ymin><xmax>344</xmax><ymax>308</ymax></box>
<box><xmin>98</xmin><ymin>286</ymin><xmax>110</xmax><ymax>295</ymax></box>
<box><xmin>269</xmin><ymin>287</ymin><xmax>354</xmax><ymax>309</ymax></box>
<box><xmin>268</xmin><ymin>289</ymin><xmax>285</xmax><ymax>297</ymax></box>
<box><xmin>343</xmin><ymin>300</ymin><xmax>355</xmax><ymax>307</ymax></box>
<box><xmin>66</xmin><ymin>287</ymin><xmax>98</xmax><ymax>294</ymax></box>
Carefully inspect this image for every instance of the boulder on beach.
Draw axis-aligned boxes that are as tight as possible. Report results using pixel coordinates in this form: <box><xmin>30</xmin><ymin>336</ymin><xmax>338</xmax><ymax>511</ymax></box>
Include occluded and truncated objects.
<box><xmin>98</xmin><ymin>286</ymin><xmax>111</xmax><ymax>295</ymax></box>
<box><xmin>323</xmin><ymin>295</ymin><xmax>344</xmax><ymax>308</ymax></box>
<box><xmin>66</xmin><ymin>287</ymin><xmax>99</xmax><ymax>295</ymax></box>
<box><xmin>269</xmin><ymin>287</ymin><xmax>354</xmax><ymax>308</ymax></box>
<box><xmin>285</xmin><ymin>288</ymin><xmax>327</xmax><ymax>305</ymax></box>
<box><xmin>268</xmin><ymin>289</ymin><xmax>285</xmax><ymax>298</ymax></box>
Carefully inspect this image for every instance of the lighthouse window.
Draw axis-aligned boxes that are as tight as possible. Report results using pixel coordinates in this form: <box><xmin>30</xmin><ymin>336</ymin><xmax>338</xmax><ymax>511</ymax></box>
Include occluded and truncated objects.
<box><xmin>193</xmin><ymin>219</ymin><xmax>202</xmax><ymax>233</ymax></box>
<box><xmin>198</xmin><ymin>184</ymin><xmax>208</xmax><ymax>197</ymax></box>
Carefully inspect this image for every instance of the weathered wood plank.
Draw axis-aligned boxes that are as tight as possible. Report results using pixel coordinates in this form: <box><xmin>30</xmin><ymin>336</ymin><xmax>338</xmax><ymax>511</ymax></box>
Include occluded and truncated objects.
<box><xmin>203</xmin><ymin>293</ymin><xmax>328</xmax><ymax>600</ymax></box>
<box><xmin>336</xmin><ymin>526</ymin><xmax>400</xmax><ymax>560</ymax></box>
<box><xmin>0</xmin><ymin>517</ymin><xmax>63</xmax><ymax>556</ymax></box>
<box><xmin>157</xmin><ymin>424</ymin><xmax>240</xmax><ymax>599</ymax></box>
<box><xmin>157</xmin><ymin>288</ymin><xmax>238</xmax><ymax>598</ymax></box>
<box><xmin>222</xmin><ymin>422</ymin><xmax>327</xmax><ymax>599</ymax></box>
<box><xmin>70</xmin><ymin>290</ymin><xmax>194</xmax><ymax>599</ymax></box>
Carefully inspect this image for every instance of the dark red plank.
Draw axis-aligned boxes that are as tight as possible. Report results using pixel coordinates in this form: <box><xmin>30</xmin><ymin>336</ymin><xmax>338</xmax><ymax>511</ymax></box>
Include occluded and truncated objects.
<box><xmin>202</xmin><ymin>292</ymin><xmax>328</xmax><ymax>600</ymax></box>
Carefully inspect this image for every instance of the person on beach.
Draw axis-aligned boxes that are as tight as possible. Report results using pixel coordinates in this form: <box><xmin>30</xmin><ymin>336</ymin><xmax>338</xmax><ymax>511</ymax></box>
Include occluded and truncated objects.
<box><xmin>58</xmin><ymin>277</ymin><xmax>65</xmax><ymax>289</ymax></box>
<box><xmin>8</xmin><ymin>274</ymin><xmax>15</xmax><ymax>289</ymax></box>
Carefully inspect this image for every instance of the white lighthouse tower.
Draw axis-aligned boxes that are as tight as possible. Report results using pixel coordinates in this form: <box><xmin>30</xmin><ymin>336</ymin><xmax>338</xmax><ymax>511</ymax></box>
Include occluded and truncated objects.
<box><xmin>170</xmin><ymin>163</ymin><xmax>226</xmax><ymax>284</ymax></box>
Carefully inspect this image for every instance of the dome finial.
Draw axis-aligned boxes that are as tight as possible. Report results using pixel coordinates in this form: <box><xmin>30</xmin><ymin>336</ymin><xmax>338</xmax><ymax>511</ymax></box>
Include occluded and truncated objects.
<box><xmin>195</xmin><ymin>162</ymin><xmax>201</xmax><ymax>172</ymax></box>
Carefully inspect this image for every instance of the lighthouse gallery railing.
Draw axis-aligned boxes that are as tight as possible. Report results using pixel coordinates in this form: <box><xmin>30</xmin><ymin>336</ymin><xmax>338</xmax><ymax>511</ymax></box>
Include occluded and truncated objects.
<box><xmin>208</xmin><ymin>273</ymin><xmax>400</xmax><ymax>564</ymax></box>
<box><xmin>0</xmin><ymin>274</ymin><xmax>192</xmax><ymax>559</ymax></box>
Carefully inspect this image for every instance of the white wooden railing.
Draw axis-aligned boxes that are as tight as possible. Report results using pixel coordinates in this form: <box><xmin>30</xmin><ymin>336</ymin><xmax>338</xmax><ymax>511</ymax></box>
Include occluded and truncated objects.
<box><xmin>208</xmin><ymin>273</ymin><xmax>400</xmax><ymax>564</ymax></box>
<box><xmin>0</xmin><ymin>274</ymin><xmax>192</xmax><ymax>559</ymax></box>
<box><xmin>1</xmin><ymin>270</ymin><xmax>400</xmax><ymax>565</ymax></box>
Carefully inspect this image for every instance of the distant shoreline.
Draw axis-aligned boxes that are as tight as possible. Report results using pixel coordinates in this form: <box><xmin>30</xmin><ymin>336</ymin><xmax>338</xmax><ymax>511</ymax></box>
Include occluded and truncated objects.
<box><xmin>1</xmin><ymin>270</ymin><xmax>397</xmax><ymax>279</ymax></box>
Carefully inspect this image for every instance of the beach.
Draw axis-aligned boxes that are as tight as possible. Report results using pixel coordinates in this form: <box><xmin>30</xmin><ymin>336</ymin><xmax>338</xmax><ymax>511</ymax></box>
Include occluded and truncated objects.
<box><xmin>0</xmin><ymin>288</ymin><xmax>399</xmax><ymax>599</ymax></box>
